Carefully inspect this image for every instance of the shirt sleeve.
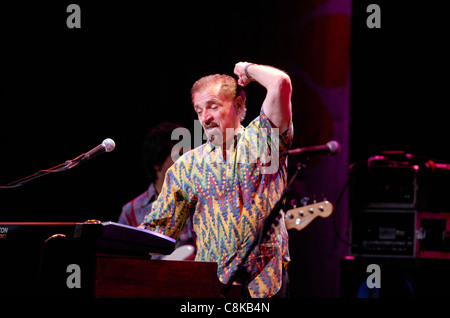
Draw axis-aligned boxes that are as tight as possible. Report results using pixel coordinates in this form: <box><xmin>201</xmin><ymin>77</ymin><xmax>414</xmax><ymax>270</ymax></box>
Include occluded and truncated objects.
<box><xmin>118</xmin><ymin>203</ymin><xmax>134</xmax><ymax>226</ymax></box>
<box><xmin>140</xmin><ymin>163</ymin><xmax>195</xmax><ymax>241</ymax></box>
<box><xmin>258</xmin><ymin>108</ymin><xmax>293</xmax><ymax>154</ymax></box>
<box><xmin>247</xmin><ymin>108</ymin><xmax>293</xmax><ymax>170</ymax></box>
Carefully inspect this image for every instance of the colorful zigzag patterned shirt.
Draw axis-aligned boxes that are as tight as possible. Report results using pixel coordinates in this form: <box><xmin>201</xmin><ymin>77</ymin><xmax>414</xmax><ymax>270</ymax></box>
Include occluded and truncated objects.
<box><xmin>142</xmin><ymin>108</ymin><xmax>293</xmax><ymax>298</ymax></box>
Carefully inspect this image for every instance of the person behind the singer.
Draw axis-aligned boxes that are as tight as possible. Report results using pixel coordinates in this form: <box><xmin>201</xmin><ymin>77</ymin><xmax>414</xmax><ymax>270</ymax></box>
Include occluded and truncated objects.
<box><xmin>140</xmin><ymin>62</ymin><xmax>293</xmax><ymax>298</ymax></box>
<box><xmin>119</xmin><ymin>121</ymin><xmax>194</xmax><ymax>250</ymax></box>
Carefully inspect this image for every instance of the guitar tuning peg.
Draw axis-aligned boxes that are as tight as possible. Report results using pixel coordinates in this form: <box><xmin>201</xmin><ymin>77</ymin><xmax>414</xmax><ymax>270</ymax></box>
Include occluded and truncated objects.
<box><xmin>322</xmin><ymin>193</ymin><xmax>328</xmax><ymax>201</ymax></box>
<box><xmin>312</xmin><ymin>194</ymin><xmax>317</xmax><ymax>204</ymax></box>
<box><xmin>300</xmin><ymin>197</ymin><xmax>309</xmax><ymax>206</ymax></box>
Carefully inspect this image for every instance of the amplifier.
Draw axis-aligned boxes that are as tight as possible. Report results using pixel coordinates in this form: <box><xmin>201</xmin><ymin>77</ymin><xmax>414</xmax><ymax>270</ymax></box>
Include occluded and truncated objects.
<box><xmin>350</xmin><ymin>152</ymin><xmax>450</xmax><ymax>212</ymax></box>
<box><xmin>350</xmin><ymin>210</ymin><xmax>450</xmax><ymax>259</ymax></box>
<box><xmin>350</xmin><ymin>154</ymin><xmax>419</xmax><ymax>210</ymax></box>
<box><xmin>350</xmin><ymin>209</ymin><xmax>416</xmax><ymax>257</ymax></box>
<box><xmin>349</xmin><ymin>153</ymin><xmax>450</xmax><ymax>257</ymax></box>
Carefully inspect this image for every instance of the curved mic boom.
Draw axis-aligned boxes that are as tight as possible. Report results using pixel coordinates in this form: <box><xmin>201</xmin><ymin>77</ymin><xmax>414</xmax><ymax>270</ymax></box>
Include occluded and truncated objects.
<box><xmin>283</xmin><ymin>140</ymin><xmax>341</xmax><ymax>156</ymax></box>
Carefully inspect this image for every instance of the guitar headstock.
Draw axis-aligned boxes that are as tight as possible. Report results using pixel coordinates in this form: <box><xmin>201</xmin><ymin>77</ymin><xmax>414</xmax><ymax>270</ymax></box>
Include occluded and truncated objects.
<box><xmin>283</xmin><ymin>200</ymin><xmax>334</xmax><ymax>231</ymax></box>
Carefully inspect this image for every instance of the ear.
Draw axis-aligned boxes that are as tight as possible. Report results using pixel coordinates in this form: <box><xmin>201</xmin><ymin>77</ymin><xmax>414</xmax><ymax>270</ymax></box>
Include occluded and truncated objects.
<box><xmin>234</xmin><ymin>96</ymin><xmax>244</xmax><ymax>115</ymax></box>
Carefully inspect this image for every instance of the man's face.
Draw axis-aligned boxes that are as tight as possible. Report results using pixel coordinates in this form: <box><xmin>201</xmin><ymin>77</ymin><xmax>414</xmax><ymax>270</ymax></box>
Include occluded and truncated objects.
<box><xmin>192</xmin><ymin>83</ymin><xmax>240</xmax><ymax>146</ymax></box>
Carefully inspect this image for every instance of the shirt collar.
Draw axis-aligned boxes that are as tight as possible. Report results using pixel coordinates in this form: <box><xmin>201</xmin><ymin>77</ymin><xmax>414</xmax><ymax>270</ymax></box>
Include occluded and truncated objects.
<box><xmin>143</xmin><ymin>183</ymin><xmax>158</xmax><ymax>205</ymax></box>
<box><xmin>204</xmin><ymin>125</ymin><xmax>244</xmax><ymax>154</ymax></box>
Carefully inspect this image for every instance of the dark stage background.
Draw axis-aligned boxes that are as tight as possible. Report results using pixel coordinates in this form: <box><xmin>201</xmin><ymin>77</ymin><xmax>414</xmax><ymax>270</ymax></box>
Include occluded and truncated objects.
<box><xmin>1</xmin><ymin>1</ymin><xmax>448</xmax><ymax>298</ymax></box>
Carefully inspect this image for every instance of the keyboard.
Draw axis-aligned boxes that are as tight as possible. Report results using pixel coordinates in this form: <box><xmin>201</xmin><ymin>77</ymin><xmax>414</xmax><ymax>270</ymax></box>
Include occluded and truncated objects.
<box><xmin>0</xmin><ymin>221</ymin><xmax>176</xmax><ymax>256</ymax></box>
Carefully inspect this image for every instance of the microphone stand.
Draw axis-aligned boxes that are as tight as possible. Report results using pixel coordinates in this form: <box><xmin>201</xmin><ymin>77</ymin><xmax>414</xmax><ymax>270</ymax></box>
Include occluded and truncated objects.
<box><xmin>0</xmin><ymin>153</ymin><xmax>86</xmax><ymax>189</ymax></box>
<box><xmin>221</xmin><ymin>159</ymin><xmax>308</xmax><ymax>297</ymax></box>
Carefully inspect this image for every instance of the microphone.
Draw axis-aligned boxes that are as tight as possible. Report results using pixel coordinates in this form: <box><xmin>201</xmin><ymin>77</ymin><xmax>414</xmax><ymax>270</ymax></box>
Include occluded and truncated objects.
<box><xmin>283</xmin><ymin>140</ymin><xmax>341</xmax><ymax>156</ymax></box>
<box><xmin>81</xmin><ymin>138</ymin><xmax>116</xmax><ymax>161</ymax></box>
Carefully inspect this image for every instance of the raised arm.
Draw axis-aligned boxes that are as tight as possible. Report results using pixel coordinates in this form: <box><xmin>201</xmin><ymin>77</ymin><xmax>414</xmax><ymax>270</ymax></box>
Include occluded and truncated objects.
<box><xmin>234</xmin><ymin>62</ymin><xmax>292</xmax><ymax>133</ymax></box>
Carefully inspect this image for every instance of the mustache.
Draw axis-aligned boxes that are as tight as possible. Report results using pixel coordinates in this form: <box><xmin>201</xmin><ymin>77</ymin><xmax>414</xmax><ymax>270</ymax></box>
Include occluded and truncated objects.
<box><xmin>203</xmin><ymin>122</ymin><xmax>218</xmax><ymax>129</ymax></box>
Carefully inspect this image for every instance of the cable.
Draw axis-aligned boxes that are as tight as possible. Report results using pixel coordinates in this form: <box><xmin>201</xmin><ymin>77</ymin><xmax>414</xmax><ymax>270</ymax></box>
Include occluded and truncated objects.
<box><xmin>331</xmin><ymin>176</ymin><xmax>355</xmax><ymax>247</ymax></box>
<box><xmin>36</xmin><ymin>234</ymin><xmax>67</xmax><ymax>295</ymax></box>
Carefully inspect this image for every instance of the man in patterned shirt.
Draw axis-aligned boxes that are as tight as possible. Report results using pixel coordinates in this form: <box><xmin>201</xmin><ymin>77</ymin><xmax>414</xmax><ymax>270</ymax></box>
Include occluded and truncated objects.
<box><xmin>140</xmin><ymin>62</ymin><xmax>293</xmax><ymax>298</ymax></box>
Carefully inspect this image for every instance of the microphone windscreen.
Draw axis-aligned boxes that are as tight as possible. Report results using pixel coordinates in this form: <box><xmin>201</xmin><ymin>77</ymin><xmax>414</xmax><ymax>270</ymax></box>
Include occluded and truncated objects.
<box><xmin>327</xmin><ymin>140</ymin><xmax>341</xmax><ymax>155</ymax></box>
<box><xmin>102</xmin><ymin>138</ymin><xmax>116</xmax><ymax>152</ymax></box>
